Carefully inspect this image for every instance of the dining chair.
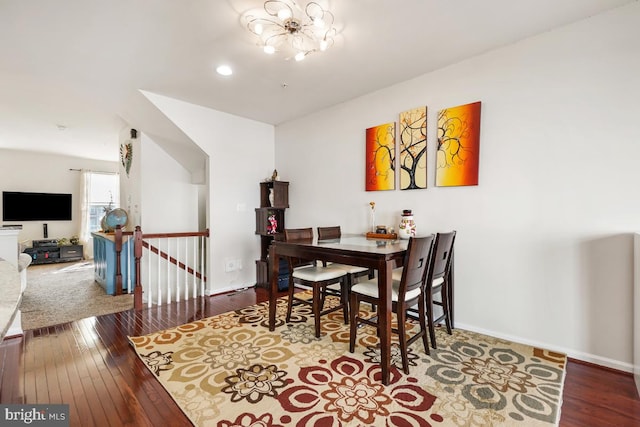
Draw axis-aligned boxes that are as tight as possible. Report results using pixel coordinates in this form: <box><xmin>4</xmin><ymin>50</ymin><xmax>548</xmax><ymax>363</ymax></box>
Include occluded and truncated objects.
<box><xmin>317</xmin><ymin>226</ymin><xmax>374</xmax><ymax>308</ymax></box>
<box><xmin>284</xmin><ymin>227</ymin><xmax>349</xmax><ymax>338</ymax></box>
<box><xmin>399</xmin><ymin>231</ymin><xmax>456</xmax><ymax>348</ymax></box>
<box><xmin>423</xmin><ymin>231</ymin><xmax>456</xmax><ymax>349</ymax></box>
<box><xmin>349</xmin><ymin>234</ymin><xmax>435</xmax><ymax>374</ymax></box>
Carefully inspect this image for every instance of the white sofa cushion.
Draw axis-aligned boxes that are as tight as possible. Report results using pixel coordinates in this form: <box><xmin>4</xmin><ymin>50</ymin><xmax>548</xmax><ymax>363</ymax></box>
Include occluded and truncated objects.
<box><xmin>18</xmin><ymin>253</ymin><xmax>32</xmax><ymax>272</ymax></box>
<box><xmin>0</xmin><ymin>260</ymin><xmax>23</xmax><ymax>340</ymax></box>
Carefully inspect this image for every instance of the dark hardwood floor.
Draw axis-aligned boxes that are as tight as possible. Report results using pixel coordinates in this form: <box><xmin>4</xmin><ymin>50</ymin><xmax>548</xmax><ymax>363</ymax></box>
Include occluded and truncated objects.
<box><xmin>1</xmin><ymin>287</ymin><xmax>639</xmax><ymax>426</ymax></box>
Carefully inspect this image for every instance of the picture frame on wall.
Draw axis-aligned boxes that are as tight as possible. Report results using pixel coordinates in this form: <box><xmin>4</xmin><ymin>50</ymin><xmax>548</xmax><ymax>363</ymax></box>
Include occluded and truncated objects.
<box><xmin>399</xmin><ymin>106</ymin><xmax>427</xmax><ymax>190</ymax></box>
<box><xmin>436</xmin><ymin>101</ymin><xmax>482</xmax><ymax>187</ymax></box>
<box><xmin>365</xmin><ymin>122</ymin><xmax>396</xmax><ymax>191</ymax></box>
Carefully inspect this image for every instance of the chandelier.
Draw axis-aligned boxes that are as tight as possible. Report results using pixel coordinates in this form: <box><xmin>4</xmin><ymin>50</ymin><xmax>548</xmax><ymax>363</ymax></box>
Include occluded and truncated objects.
<box><xmin>243</xmin><ymin>1</ymin><xmax>337</xmax><ymax>61</ymax></box>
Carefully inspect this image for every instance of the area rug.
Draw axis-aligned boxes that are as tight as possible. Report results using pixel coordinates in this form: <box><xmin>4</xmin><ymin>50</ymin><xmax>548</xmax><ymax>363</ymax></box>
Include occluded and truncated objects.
<box><xmin>129</xmin><ymin>292</ymin><xmax>566</xmax><ymax>426</ymax></box>
<box><xmin>20</xmin><ymin>261</ymin><xmax>134</xmax><ymax>330</ymax></box>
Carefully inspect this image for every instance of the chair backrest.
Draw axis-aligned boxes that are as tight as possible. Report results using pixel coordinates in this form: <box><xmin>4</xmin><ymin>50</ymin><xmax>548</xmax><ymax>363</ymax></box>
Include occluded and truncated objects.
<box><xmin>398</xmin><ymin>234</ymin><xmax>435</xmax><ymax>300</ymax></box>
<box><xmin>428</xmin><ymin>231</ymin><xmax>457</xmax><ymax>283</ymax></box>
<box><xmin>284</xmin><ymin>227</ymin><xmax>313</xmax><ymax>243</ymax></box>
<box><xmin>284</xmin><ymin>228</ymin><xmax>315</xmax><ymax>269</ymax></box>
<box><xmin>317</xmin><ymin>226</ymin><xmax>341</xmax><ymax>241</ymax></box>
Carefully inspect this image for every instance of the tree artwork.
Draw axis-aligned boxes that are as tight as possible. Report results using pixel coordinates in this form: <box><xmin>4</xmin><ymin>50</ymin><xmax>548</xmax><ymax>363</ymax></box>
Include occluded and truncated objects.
<box><xmin>436</xmin><ymin>101</ymin><xmax>482</xmax><ymax>187</ymax></box>
<box><xmin>399</xmin><ymin>106</ymin><xmax>427</xmax><ymax>190</ymax></box>
<box><xmin>365</xmin><ymin>122</ymin><xmax>396</xmax><ymax>191</ymax></box>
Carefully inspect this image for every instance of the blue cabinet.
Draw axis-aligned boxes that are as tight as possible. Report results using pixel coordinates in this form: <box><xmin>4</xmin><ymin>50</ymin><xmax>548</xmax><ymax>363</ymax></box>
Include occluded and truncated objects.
<box><xmin>92</xmin><ymin>232</ymin><xmax>135</xmax><ymax>295</ymax></box>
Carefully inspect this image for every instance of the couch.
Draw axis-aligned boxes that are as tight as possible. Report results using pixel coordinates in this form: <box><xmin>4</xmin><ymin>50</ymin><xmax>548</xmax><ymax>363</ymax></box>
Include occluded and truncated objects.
<box><xmin>0</xmin><ymin>253</ymin><xmax>32</xmax><ymax>340</ymax></box>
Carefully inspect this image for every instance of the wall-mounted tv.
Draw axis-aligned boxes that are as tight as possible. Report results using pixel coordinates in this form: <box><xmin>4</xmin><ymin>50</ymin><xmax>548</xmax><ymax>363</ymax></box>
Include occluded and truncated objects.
<box><xmin>2</xmin><ymin>191</ymin><xmax>73</xmax><ymax>221</ymax></box>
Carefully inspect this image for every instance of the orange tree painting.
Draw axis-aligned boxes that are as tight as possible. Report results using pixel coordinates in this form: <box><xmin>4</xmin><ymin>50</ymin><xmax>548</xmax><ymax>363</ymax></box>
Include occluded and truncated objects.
<box><xmin>436</xmin><ymin>101</ymin><xmax>482</xmax><ymax>187</ymax></box>
<box><xmin>366</xmin><ymin>122</ymin><xmax>396</xmax><ymax>191</ymax></box>
<box><xmin>399</xmin><ymin>106</ymin><xmax>427</xmax><ymax>190</ymax></box>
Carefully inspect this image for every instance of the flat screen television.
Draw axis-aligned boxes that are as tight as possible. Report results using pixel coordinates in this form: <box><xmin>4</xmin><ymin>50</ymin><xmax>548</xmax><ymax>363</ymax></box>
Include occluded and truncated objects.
<box><xmin>2</xmin><ymin>191</ymin><xmax>73</xmax><ymax>221</ymax></box>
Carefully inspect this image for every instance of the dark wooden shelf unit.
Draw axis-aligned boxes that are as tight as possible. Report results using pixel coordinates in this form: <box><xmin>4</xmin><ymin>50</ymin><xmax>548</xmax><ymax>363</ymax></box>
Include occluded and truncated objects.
<box><xmin>255</xmin><ymin>209</ymin><xmax>286</xmax><ymax>236</ymax></box>
<box><xmin>255</xmin><ymin>180</ymin><xmax>288</xmax><ymax>288</ymax></box>
<box><xmin>259</xmin><ymin>180</ymin><xmax>289</xmax><ymax>208</ymax></box>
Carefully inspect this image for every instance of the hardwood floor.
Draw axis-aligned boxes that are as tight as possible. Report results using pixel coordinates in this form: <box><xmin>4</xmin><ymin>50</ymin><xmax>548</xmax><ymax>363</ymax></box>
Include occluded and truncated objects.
<box><xmin>1</xmin><ymin>287</ymin><xmax>639</xmax><ymax>426</ymax></box>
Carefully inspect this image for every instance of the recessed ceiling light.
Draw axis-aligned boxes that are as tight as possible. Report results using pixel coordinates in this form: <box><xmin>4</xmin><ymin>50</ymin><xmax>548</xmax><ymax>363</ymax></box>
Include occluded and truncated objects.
<box><xmin>216</xmin><ymin>65</ymin><xmax>233</xmax><ymax>76</ymax></box>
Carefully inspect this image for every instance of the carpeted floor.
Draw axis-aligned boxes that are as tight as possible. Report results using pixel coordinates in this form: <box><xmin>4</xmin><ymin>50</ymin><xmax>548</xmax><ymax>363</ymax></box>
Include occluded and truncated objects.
<box><xmin>20</xmin><ymin>260</ymin><xmax>134</xmax><ymax>330</ymax></box>
<box><xmin>129</xmin><ymin>291</ymin><xmax>566</xmax><ymax>426</ymax></box>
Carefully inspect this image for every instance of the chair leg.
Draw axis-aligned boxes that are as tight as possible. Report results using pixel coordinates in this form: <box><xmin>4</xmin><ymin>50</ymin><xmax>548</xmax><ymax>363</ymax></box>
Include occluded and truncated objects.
<box><xmin>320</xmin><ymin>286</ymin><xmax>327</xmax><ymax>311</ymax></box>
<box><xmin>396</xmin><ymin>303</ymin><xmax>409</xmax><ymax>375</ymax></box>
<box><xmin>349</xmin><ymin>292</ymin><xmax>359</xmax><ymax>353</ymax></box>
<box><xmin>426</xmin><ymin>288</ymin><xmax>438</xmax><ymax>349</ymax></box>
<box><xmin>341</xmin><ymin>276</ymin><xmax>350</xmax><ymax>325</ymax></box>
<box><xmin>312</xmin><ymin>284</ymin><xmax>322</xmax><ymax>338</ymax></box>
<box><xmin>369</xmin><ymin>271</ymin><xmax>378</xmax><ymax>311</ymax></box>
<box><xmin>441</xmin><ymin>282</ymin><xmax>452</xmax><ymax>335</ymax></box>
<box><xmin>286</xmin><ymin>277</ymin><xmax>295</xmax><ymax>323</ymax></box>
<box><xmin>417</xmin><ymin>297</ymin><xmax>430</xmax><ymax>355</ymax></box>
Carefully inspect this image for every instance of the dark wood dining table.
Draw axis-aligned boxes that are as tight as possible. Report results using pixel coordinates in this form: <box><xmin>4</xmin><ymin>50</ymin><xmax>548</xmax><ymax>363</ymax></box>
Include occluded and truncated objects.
<box><xmin>268</xmin><ymin>233</ymin><xmax>426</xmax><ymax>386</ymax></box>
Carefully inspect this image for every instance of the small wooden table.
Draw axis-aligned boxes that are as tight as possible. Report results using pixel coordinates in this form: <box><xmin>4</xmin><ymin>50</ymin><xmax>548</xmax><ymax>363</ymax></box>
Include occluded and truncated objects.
<box><xmin>269</xmin><ymin>234</ymin><xmax>411</xmax><ymax>385</ymax></box>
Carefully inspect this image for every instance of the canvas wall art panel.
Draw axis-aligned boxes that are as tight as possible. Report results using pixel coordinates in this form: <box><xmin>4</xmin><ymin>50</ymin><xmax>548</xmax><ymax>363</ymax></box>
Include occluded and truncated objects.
<box><xmin>399</xmin><ymin>106</ymin><xmax>427</xmax><ymax>190</ymax></box>
<box><xmin>365</xmin><ymin>122</ymin><xmax>396</xmax><ymax>191</ymax></box>
<box><xmin>436</xmin><ymin>101</ymin><xmax>482</xmax><ymax>187</ymax></box>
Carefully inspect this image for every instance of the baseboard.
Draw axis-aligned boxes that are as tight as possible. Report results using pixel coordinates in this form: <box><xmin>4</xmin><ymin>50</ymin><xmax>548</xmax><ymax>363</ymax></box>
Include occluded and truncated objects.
<box><xmin>208</xmin><ymin>283</ymin><xmax>255</xmax><ymax>296</ymax></box>
<box><xmin>454</xmin><ymin>322</ymin><xmax>633</xmax><ymax>374</ymax></box>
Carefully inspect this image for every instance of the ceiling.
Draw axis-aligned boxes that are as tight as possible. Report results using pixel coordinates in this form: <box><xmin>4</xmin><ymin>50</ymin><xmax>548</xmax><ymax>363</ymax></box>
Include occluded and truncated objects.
<box><xmin>0</xmin><ymin>0</ymin><xmax>634</xmax><ymax>163</ymax></box>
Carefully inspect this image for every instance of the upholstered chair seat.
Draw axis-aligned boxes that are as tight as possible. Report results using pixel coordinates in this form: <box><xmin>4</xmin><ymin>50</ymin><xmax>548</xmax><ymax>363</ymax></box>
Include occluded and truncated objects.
<box><xmin>284</xmin><ymin>227</ymin><xmax>349</xmax><ymax>338</ymax></box>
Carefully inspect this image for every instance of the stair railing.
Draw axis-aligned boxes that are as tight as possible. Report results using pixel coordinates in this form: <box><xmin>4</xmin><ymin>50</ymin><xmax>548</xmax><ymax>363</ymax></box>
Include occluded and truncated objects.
<box><xmin>115</xmin><ymin>226</ymin><xmax>209</xmax><ymax>309</ymax></box>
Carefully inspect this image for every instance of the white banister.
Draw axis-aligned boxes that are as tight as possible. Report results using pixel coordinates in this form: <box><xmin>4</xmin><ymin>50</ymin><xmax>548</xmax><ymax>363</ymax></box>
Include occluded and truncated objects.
<box><xmin>136</xmin><ymin>231</ymin><xmax>208</xmax><ymax>307</ymax></box>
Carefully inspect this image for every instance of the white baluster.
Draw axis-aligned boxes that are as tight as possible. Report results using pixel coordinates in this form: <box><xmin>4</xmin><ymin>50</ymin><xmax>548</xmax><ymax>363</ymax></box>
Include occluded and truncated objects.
<box><xmin>175</xmin><ymin>238</ymin><xmax>180</xmax><ymax>303</ymax></box>
<box><xmin>147</xmin><ymin>243</ymin><xmax>152</xmax><ymax>308</ymax></box>
<box><xmin>157</xmin><ymin>238</ymin><xmax>162</xmax><ymax>306</ymax></box>
<box><xmin>200</xmin><ymin>236</ymin><xmax>205</xmax><ymax>295</ymax></box>
<box><xmin>126</xmin><ymin>235</ymin><xmax>131</xmax><ymax>293</ymax></box>
<box><xmin>167</xmin><ymin>238</ymin><xmax>171</xmax><ymax>304</ymax></box>
<box><xmin>184</xmin><ymin>237</ymin><xmax>188</xmax><ymax>300</ymax></box>
<box><xmin>192</xmin><ymin>237</ymin><xmax>197</xmax><ymax>297</ymax></box>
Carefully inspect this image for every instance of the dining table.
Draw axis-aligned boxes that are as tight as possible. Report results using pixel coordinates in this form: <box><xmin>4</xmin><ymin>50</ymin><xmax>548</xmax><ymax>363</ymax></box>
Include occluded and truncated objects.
<box><xmin>268</xmin><ymin>233</ymin><xmax>455</xmax><ymax>386</ymax></box>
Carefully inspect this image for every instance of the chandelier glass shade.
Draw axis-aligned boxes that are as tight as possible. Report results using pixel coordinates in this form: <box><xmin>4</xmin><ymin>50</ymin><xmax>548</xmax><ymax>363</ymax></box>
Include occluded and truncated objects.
<box><xmin>244</xmin><ymin>1</ymin><xmax>336</xmax><ymax>61</ymax></box>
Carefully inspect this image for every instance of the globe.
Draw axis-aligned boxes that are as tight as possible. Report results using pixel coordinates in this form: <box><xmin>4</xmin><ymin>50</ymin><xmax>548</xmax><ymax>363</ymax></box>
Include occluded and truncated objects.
<box><xmin>104</xmin><ymin>208</ymin><xmax>129</xmax><ymax>231</ymax></box>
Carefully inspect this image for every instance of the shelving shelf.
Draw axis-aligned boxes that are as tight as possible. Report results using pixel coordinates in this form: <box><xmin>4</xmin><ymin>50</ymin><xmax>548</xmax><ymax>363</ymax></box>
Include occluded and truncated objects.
<box><xmin>255</xmin><ymin>180</ymin><xmax>289</xmax><ymax>289</ymax></box>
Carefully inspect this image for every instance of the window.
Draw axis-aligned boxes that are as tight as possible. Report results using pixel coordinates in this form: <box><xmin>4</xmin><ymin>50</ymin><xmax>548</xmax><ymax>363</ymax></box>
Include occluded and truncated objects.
<box><xmin>86</xmin><ymin>172</ymin><xmax>119</xmax><ymax>234</ymax></box>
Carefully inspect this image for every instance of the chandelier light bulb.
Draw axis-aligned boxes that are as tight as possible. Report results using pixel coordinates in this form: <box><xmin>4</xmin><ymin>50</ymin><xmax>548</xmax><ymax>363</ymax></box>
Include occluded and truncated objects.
<box><xmin>277</xmin><ymin>8</ymin><xmax>292</xmax><ymax>20</ymax></box>
<box><xmin>244</xmin><ymin>1</ymin><xmax>337</xmax><ymax>62</ymax></box>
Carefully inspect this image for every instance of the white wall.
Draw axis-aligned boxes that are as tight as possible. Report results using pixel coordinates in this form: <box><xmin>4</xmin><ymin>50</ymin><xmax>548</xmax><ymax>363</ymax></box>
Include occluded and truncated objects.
<box><xmin>119</xmin><ymin>127</ymin><xmax>142</xmax><ymax>227</ymax></box>
<box><xmin>0</xmin><ymin>148</ymin><xmax>118</xmax><ymax>246</ymax></box>
<box><xmin>275</xmin><ymin>3</ymin><xmax>640</xmax><ymax>371</ymax></box>
<box><xmin>141</xmin><ymin>92</ymin><xmax>275</xmax><ymax>294</ymax></box>
<box><xmin>139</xmin><ymin>133</ymin><xmax>200</xmax><ymax>232</ymax></box>
<box><xmin>134</xmin><ymin>132</ymin><xmax>201</xmax><ymax>303</ymax></box>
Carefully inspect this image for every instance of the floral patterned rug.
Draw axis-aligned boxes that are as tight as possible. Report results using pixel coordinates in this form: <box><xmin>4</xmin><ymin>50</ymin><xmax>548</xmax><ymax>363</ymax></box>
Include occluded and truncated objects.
<box><xmin>128</xmin><ymin>292</ymin><xmax>566</xmax><ymax>426</ymax></box>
